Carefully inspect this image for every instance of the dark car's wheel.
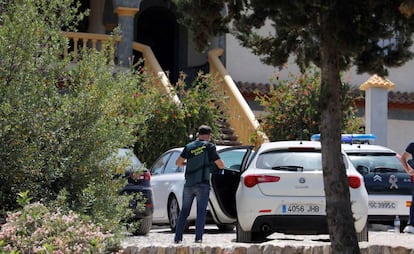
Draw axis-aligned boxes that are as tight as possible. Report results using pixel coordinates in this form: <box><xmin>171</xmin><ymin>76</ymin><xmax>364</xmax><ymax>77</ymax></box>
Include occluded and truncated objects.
<box><xmin>236</xmin><ymin>221</ymin><xmax>252</xmax><ymax>243</ymax></box>
<box><xmin>217</xmin><ymin>224</ymin><xmax>235</xmax><ymax>232</ymax></box>
<box><xmin>356</xmin><ymin>221</ymin><xmax>369</xmax><ymax>242</ymax></box>
<box><xmin>132</xmin><ymin>215</ymin><xmax>152</xmax><ymax>235</ymax></box>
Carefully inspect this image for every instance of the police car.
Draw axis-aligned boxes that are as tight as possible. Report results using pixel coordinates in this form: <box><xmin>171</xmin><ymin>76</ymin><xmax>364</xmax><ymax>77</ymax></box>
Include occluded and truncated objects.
<box><xmin>312</xmin><ymin>134</ymin><xmax>413</xmax><ymax>227</ymax></box>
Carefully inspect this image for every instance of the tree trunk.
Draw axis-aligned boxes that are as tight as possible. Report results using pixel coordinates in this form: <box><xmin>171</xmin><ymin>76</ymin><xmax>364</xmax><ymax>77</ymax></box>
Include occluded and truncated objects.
<box><xmin>319</xmin><ymin>9</ymin><xmax>361</xmax><ymax>254</ymax></box>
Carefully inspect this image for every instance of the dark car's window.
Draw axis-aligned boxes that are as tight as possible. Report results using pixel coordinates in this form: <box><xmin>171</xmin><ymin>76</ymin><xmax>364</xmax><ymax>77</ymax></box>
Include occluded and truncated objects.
<box><xmin>347</xmin><ymin>152</ymin><xmax>404</xmax><ymax>173</ymax></box>
<box><xmin>256</xmin><ymin>151</ymin><xmax>322</xmax><ymax>171</ymax></box>
<box><xmin>151</xmin><ymin>152</ymin><xmax>173</xmax><ymax>175</ymax></box>
<box><xmin>164</xmin><ymin>151</ymin><xmax>181</xmax><ymax>174</ymax></box>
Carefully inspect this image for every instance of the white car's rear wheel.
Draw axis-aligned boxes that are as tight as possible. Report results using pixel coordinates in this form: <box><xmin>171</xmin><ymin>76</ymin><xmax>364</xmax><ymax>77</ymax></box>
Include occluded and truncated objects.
<box><xmin>236</xmin><ymin>221</ymin><xmax>252</xmax><ymax>243</ymax></box>
<box><xmin>356</xmin><ymin>221</ymin><xmax>369</xmax><ymax>242</ymax></box>
<box><xmin>167</xmin><ymin>195</ymin><xmax>190</xmax><ymax>233</ymax></box>
<box><xmin>168</xmin><ymin>196</ymin><xmax>180</xmax><ymax>232</ymax></box>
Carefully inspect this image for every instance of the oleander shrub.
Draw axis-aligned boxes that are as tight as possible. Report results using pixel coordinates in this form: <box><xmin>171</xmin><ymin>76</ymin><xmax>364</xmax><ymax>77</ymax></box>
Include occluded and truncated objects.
<box><xmin>256</xmin><ymin>67</ymin><xmax>363</xmax><ymax>141</ymax></box>
<box><xmin>0</xmin><ymin>192</ymin><xmax>123</xmax><ymax>253</ymax></box>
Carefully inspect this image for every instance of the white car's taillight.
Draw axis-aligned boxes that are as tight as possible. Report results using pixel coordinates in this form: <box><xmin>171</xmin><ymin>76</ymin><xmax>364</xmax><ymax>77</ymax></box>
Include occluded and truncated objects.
<box><xmin>348</xmin><ymin>175</ymin><xmax>361</xmax><ymax>189</ymax></box>
<box><xmin>244</xmin><ymin>175</ymin><xmax>281</xmax><ymax>188</ymax></box>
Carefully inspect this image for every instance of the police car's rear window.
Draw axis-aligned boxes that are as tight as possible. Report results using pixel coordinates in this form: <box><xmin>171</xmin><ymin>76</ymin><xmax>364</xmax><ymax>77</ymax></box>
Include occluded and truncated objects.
<box><xmin>346</xmin><ymin>153</ymin><xmax>404</xmax><ymax>173</ymax></box>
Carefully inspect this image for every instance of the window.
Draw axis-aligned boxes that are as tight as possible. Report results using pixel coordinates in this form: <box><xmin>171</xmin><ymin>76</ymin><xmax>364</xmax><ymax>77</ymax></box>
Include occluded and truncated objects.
<box><xmin>151</xmin><ymin>152</ymin><xmax>172</xmax><ymax>175</ymax></box>
<box><xmin>256</xmin><ymin>151</ymin><xmax>322</xmax><ymax>171</ymax></box>
<box><xmin>164</xmin><ymin>151</ymin><xmax>181</xmax><ymax>174</ymax></box>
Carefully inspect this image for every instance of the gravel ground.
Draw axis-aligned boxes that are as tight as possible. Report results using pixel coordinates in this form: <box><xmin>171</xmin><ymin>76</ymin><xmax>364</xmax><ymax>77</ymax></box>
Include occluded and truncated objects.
<box><xmin>122</xmin><ymin>224</ymin><xmax>414</xmax><ymax>250</ymax></box>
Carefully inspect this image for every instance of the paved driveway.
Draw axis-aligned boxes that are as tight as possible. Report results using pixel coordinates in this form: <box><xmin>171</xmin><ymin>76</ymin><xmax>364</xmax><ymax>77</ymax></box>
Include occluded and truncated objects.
<box><xmin>122</xmin><ymin>224</ymin><xmax>414</xmax><ymax>250</ymax></box>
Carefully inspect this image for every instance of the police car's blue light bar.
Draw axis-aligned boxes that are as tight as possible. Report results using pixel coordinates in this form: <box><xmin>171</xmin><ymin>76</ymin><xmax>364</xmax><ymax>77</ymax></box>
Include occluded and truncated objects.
<box><xmin>310</xmin><ymin>134</ymin><xmax>377</xmax><ymax>143</ymax></box>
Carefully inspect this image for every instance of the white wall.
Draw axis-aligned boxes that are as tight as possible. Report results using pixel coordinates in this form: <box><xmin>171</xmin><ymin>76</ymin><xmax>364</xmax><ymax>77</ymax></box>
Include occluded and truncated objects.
<box><xmin>225</xmin><ymin>34</ymin><xmax>300</xmax><ymax>84</ymax></box>
<box><xmin>388</xmin><ymin>120</ymin><xmax>414</xmax><ymax>154</ymax></box>
<box><xmin>344</xmin><ymin>61</ymin><xmax>414</xmax><ymax>92</ymax></box>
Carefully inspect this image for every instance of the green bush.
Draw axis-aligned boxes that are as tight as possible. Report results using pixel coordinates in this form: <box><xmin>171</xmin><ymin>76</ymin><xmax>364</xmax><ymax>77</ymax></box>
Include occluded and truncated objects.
<box><xmin>256</xmin><ymin>67</ymin><xmax>363</xmax><ymax>141</ymax></box>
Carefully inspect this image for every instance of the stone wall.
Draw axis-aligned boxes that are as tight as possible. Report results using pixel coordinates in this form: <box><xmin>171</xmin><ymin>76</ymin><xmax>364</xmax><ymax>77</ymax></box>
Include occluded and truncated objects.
<box><xmin>123</xmin><ymin>245</ymin><xmax>413</xmax><ymax>254</ymax></box>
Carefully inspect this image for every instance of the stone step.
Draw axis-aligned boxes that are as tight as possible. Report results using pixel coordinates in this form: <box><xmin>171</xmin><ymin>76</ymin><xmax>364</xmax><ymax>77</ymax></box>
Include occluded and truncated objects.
<box><xmin>216</xmin><ymin>118</ymin><xmax>242</xmax><ymax>146</ymax></box>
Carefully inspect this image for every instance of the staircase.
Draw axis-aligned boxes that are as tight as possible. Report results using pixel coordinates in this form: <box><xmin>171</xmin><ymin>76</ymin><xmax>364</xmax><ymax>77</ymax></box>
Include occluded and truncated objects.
<box><xmin>63</xmin><ymin>32</ymin><xmax>267</xmax><ymax>147</ymax></box>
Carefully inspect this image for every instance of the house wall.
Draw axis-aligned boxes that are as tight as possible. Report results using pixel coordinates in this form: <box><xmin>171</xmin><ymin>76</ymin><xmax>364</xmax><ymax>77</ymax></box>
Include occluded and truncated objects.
<box><xmin>225</xmin><ymin>34</ymin><xmax>414</xmax><ymax>92</ymax></box>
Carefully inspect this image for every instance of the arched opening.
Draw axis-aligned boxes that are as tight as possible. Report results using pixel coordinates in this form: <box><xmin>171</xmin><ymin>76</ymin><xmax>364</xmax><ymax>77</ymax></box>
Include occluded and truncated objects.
<box><xmin>76</xmin><ymin>0</ymin><xmax>90</xmax><ymax>32</ymax></box>
<box><xmin>135</xmin><ymin>6</ymin><xmax>180</xmax><ymax>84</ymax></box>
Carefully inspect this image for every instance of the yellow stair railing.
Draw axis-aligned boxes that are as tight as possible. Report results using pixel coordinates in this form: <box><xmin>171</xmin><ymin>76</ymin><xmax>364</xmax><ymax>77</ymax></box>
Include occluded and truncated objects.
<box><xmin>208</xmin><ymin>48</ymin><xmax>269</xmax><ymax>148</ymax></box>
<box><xmin>132</xmin><ymin>42</ymin><xmax>180</xmax><ymax>104</ymax></box>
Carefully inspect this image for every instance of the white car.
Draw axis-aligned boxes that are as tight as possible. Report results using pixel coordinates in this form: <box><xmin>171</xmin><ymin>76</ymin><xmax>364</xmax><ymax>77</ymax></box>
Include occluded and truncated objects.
<box><xmin>235</xmin><ymin>141</ymin><xmax>369</xmax><ymax>243</ymax></box>
<box><xmin>150</xmin><ymin>145</ymin><xmax>252</xmax><ymax>232</ymax></box>
<box><xmin>341</xmin><ymin>140</ymin><xmax>412</xmax><ymax>228</ymax></box>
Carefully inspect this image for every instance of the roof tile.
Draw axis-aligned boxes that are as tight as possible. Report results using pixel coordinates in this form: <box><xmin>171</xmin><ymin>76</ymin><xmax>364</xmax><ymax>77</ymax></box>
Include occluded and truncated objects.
<box><xmin>235</xmin><ymin>81</ymin><xmax>414</xmax><ymax>107</ymax></box>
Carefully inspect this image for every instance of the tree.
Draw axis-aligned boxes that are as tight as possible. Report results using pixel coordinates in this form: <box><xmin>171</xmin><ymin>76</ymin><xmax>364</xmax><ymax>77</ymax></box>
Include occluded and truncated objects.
<box><xmin>173</xmin><ymin>1</ymin><xmax>414</xmax><ymax>252</ymax></box>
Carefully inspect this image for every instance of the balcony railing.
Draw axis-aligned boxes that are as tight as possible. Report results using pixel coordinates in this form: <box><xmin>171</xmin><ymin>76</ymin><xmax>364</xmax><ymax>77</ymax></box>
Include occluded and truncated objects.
<box><xmin>61</xmin><ymin>31</ymin><xmax>120</xmax><ymax>61</ymax></box>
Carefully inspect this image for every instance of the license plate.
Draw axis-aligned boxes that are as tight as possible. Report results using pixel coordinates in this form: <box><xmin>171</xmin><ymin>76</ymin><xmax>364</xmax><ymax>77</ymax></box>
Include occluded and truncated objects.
<box><xmin>368</xmin><ymin>201</ymin><xmax>397</xmax><ymax>209</ymax></box>
<box><xmin>282</xmin><ymin>204</ymin><xmax>324</xmax><ymax>215</ymax></box>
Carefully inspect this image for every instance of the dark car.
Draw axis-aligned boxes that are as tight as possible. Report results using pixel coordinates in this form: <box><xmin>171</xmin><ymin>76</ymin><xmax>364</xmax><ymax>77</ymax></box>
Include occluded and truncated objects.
<box><xmin>117</xmin><ymin>148</ymin><xmax>154</xmax><ymax>235</ymax></box>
